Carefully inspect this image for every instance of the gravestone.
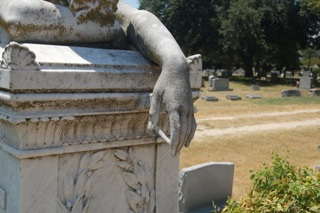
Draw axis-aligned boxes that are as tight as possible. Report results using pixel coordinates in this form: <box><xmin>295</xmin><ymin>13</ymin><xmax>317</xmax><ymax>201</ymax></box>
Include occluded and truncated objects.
<box><xmin>303</xmin><ymin>71</ymin><xmax>312</xmax><ymax>76</ymax></box>
<box><xmin>179</xmin><ymin>162</ymin><xmax>234</xmax><ymax>213</ymax></box>
<box><xmin>299</xmin><ymin>76</ymin><xmax>313</xmax><ymax>89</ymax></box>
<box><xmin>258</xmin><ymin>70</ymin><xmax>267</xmax><ymax>78</ymax></box>
<box><xmin>201</xmin><ymin>78</ymin><xmax>205</xmax><ymax>87</ymax></box>
<box><xmin>246</xmin><ymin>94</ymin><xmax>262</xmax><ymax>99</ymax></box>
<box><xmin>207</xmin><ymin>69</ymin><xmax>216</xmax><ymax>77</ymax></box>
<box><xmin>226</xmin><ymin>95</ymin><xmax>242</xmax><ymax>101</ymax></box>
<box><xmin>282</xmin><ymin>89</ymin><xmax>301</xmax><ymax>97</ymax></box>
<box><xmin>233</xmin><ymin>69</ymin><xmax>245</xmax><ymax>77</ymax></box>
<box><xmin>209</xmin><ymin>78</ymin><xmax>232</xmax><ymax>91</ymax></box>
<box><xmin>201</xmin><ymin>96</ymin><xmax>219</xmax><ymax>102</ymax></box>
<box><xmin>280</xmin><ymin>71</ymin><xmax>293</xmax><ymax>78</ymax></box>
<box><xmin>0</xmin><ymin>43</ymin><xmax>202</xmax><ymax>213</ymax></box>
<box><xmin>252</xmin><ymin>77</ymin><xmax>257</xmax><ymax>85</ymax></box>
<box><xmin>310</xmin><ymin>89</ymin><xmax>320</xmax><ymax>96</ymax></box>
<box><xmin>251</xmin><ymin>85</ymin><xmax>260</xmax><ymax>91</ymax></box>
<box><xmin>208</xmin><ymin>75</ymin><xmax>215</xmax><ymax>87</ymax></box>
<box><xmin>270</xmin><ymin>71</ymin><xmax>279</xmax><ymax>83</ymax></box>
<box><xmin>312</xmin><ymin>72</ymin><xmax>318</xmax><ymax>86</ymax></box>
<box><xmin>202</xmin><ymin>70</ymin><xmax>209</xmax><ymax>78</ymax></box>
<box><xmin>286</xmin><ymin>72</ymin><xmax>293</xmax><ymax>78</ymax></box>
<box><xmin>220</xmin><ymin>70</ymin><xmax>229</xmax><ymax>78</ymax></box>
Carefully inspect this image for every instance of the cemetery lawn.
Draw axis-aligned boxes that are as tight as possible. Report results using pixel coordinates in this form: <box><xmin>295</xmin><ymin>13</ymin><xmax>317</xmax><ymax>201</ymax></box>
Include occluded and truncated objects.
<box><xmin>180</xmin><ymin>81</ymin><xmax>320</xmax><ymax>199</ymax></box>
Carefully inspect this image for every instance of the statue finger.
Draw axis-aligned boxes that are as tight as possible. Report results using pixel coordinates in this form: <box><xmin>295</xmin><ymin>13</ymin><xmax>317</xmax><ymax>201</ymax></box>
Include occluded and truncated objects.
<box><xmin>169</xmin><ymin>110</ymin><xmax>181</xmax><ymax>156</ymax></box>
<box><xmin>185</xmin><ymin>115</ymin><xmax>196</xmax><ymax>148</ymax></box>
<box><xmin>182</xmin><ymin>111</ymin><xmax>192</xmax><ymax>148</ymax></box>
<box><xmin>177</xmin><ymin>111</ymin><xmax>189</xmax><ymax>154</ymax></box>
<box><xmin>148</xmin><ymin>91</ymin><xmax>162</xmax><ymax>130</ymax></box>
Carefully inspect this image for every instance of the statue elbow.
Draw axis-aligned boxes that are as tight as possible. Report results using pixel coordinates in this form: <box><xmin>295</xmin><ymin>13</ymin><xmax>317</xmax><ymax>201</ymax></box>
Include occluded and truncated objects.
<box><xmin>131</xmin><ymin>10</ymin><xmax>159</xmax><ymax>26</ymax></box>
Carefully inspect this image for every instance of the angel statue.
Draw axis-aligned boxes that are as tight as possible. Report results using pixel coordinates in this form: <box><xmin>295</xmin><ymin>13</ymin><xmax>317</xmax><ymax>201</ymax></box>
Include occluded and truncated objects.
<box><xmin>0</xmin><ymin>0</ymin><xmax>197</xmax><ymax>155</ymax></box>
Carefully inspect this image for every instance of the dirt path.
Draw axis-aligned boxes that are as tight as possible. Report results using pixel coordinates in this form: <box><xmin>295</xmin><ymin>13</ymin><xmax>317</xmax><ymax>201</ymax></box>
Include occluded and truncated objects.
<box><xmin>197</xmin><ymin>109</ymin><xmax>320</xmax><ymax>121</ymax></box>
<box><xmin>196</xmin><ymin>109</ymin><xmax>320</xmax><ymax>138</ymax></box>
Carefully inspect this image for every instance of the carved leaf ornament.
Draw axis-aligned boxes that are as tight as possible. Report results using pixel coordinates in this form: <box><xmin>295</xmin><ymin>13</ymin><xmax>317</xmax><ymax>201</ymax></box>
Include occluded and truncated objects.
<box><xmin>58</xmin><ymin>151</ymin><xmax>106</xmax><ymax>213</ymax></box>
<box><xmin>1</xmin><ymin>42</ymin><xmax>40</xmax><ymax>70</ymax></box>
<box><xmin>114</xmin><ymin>148</ymin><xmax>155</xmax><ymax>213</ymax></box>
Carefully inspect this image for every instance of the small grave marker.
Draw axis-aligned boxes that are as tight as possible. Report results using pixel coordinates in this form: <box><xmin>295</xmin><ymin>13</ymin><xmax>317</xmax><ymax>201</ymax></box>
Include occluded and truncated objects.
<box><xmin>282</xmin><ymin>90</ymin><xmax>301</xmax><ymax>97</ymax></box>
<box><xmin>246</xmin><ymin>94</ymin><xmax>262</xmax><ymax>99</ymax></box>
<box><xmin>251</xmin><ymin>85</ymin><xmax>260</xmax><ymax>91</ymax></box>
<box><xmin>310</xmin><ymin>89</ymin><xmax>320</xmax><ymax>97</ymax></box>
<box><xmin>226</xmin><ymin>95</ymin><xmax>242</xmax><ymax>101</ymax></box>
<box><xmin>201</xmin><ymin>96</ymin><xmax>219</xmax><ymax>102</ymax></box>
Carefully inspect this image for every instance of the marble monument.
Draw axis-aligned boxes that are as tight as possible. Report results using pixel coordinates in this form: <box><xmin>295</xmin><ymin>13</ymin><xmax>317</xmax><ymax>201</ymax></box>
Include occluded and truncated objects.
<box><xmin>0</xmin><ymin>1</ymin><xmax>202</xmax><ymax>212</ymax></box>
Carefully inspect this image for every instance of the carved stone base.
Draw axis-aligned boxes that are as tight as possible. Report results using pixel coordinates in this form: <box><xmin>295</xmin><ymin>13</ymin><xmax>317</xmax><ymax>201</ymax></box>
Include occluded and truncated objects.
<box><xmin>0</xmin><ymin>142</ymin><xmax>178</xmax><ymax>213</ymax></box>
<box><xmin>0</xmin><ymin>42</ymin><xmax>201</xmax><ymax>213</ymax></box>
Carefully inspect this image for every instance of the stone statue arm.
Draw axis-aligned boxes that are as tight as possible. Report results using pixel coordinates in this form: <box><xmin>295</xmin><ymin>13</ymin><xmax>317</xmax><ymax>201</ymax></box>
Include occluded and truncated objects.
<box><xmin>117</xmin><ymin>2</ymin><xmax>196</xmax><ymax>155</ymax></box>
<box><xmin>0</xmin><ymin>0</ymin><xmax>124</xmax><ymax>45</ymax></box>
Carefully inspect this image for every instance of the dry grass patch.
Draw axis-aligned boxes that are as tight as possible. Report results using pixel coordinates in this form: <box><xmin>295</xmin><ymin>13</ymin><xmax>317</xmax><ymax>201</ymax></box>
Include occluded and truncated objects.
<box><xmin>180</xmin><ymin>126</ymin><xmax>320</xmax><ymax>200</ymax></box>
<box><xmin>184</xmin><ymin>80</ymin><xmax>320</xmax><ymax>200</ymax></box>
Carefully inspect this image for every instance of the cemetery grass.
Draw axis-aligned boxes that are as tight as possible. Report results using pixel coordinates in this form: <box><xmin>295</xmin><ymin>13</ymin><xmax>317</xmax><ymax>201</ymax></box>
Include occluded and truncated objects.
<box><xmin>180</xmin><ymin>81</ymin><xmax>320</xmax><ymax>200</ymax></box>
<box><xmin>195</xmin><ymin>81</ymin><xmax>320</xmax><ymax>119</ymax></box>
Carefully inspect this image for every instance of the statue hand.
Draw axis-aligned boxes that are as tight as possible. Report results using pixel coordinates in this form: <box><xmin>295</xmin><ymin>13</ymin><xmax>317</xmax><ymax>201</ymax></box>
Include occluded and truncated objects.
<box><xmin>148</xmin><ymin>57</ymin><xmax>196</xmax><ymax>156</ymax></box>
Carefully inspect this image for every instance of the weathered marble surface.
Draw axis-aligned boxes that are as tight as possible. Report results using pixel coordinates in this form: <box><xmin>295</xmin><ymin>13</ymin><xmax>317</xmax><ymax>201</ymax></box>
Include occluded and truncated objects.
<box><xmin>0</xmin><ymin>0</ymin><xmax>203</xmax><ymax>210</ymax></box>
<box><xmin>0</xmin><ymin>42</ymin><xmax>202</xmax><ymax>213</ymax></box>
<box><xmin>0</xmin><ymin>43</ymin><xmax>201</xmax><ymax>92</ymax></box>
<box><xmin>0</xmin><ymin>0</ymin><xmax>200</xmax><ymax>157</ymax></box>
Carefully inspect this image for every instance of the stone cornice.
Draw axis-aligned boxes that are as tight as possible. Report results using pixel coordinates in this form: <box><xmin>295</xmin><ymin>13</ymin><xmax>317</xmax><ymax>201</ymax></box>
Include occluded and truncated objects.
<box><xmin>0</xmin><ymin>43</ymin><xmax>202</xmax><ymax>92</ymax></box>
<box><xmin>0</xmin><ymin>137</ymin><xmax>164</xmax><ymax>159</ymax></box>
<box><xmin>0</xmin><ymin>91</ymin><xmax>200</xmax><ymax>124</ymax></box>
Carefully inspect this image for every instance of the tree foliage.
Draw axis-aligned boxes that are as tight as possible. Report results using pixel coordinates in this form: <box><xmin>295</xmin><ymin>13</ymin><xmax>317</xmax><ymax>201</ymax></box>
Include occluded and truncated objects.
<box><xmin>220</xmin><ymin>0</ymin><xmax>265</xmax><ymax>76</ymax></box>
<box><xmin>303</xmin><ymin>0</ymin><xmax>320</xmax><ymax>14</ymax></box>
<box><xmin>139</xmin><ymin>0</ymin><xmax>320</xmax><ymax>74</ymax></box>
<box><xmin>139</xmin><ymin>0</ymin><xmax>229</xmax><ymax>68</ymax></box>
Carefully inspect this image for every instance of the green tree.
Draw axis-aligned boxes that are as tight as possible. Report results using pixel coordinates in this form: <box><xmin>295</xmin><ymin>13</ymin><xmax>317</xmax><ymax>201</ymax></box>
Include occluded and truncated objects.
<box><xmin>220</xmin><ymin>0</ymin><xmax>265</xmax><ymax>77</ymax></box>
<box><xmin>303</xmin><ymin>0</ymin><xmax>320</xmax><ymax>14</ymax></box>
<box><xmin>139</xmin><ymin>0</ymin><xmax>230</xmax><ymax>68</ymax></box>
<box><xmin>260</xmin><ymin>0</ymin><xmax>312</xmax><ymax>71</ymax></box>
<box><xmin>301</xmin><ymin>48</ymin><xmax>320</xmax><ymax>70</ymax></box>
<box><xmin>301</xmin><ymin>0</ymin><xmax>320</xmax><ymax>48</ymax></box>
<box><xmin>139</xmin><ymin>0</ymin><xmax>319</xmax><ymax>74</ymax></box>
<box><xmin>138</xmin><ymin>0</ymin><xmax>169</xmax><ymax>19</ymax></box>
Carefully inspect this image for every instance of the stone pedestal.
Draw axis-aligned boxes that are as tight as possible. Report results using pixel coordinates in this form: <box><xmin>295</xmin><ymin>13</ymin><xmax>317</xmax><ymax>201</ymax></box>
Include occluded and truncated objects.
<box><xmin>0</xmin><ymin>42</ymin><xmax>201</xmax><ymax>213</ymax></box>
